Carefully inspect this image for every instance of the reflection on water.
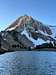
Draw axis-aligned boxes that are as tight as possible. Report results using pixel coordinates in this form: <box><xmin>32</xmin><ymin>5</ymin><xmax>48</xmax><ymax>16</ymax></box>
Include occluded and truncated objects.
<box><xmin>0</xmin><ymin>51</ymin><xmax>56</xmax><ymax>75</ymax></box>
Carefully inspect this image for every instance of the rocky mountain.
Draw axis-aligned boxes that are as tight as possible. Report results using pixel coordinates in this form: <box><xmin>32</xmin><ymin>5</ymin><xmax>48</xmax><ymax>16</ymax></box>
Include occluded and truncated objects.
<box><xmin>0</xmin><ymin>15</ymin><xmax>56</xmax><ymax>51</ymax></box>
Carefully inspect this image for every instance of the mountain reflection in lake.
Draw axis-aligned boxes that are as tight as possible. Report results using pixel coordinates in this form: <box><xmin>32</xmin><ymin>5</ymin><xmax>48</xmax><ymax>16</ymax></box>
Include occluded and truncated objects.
<box><xmin>0</xmin><ymin>51</ymin><xmax>56</xmax><ymax>75</ymax></box>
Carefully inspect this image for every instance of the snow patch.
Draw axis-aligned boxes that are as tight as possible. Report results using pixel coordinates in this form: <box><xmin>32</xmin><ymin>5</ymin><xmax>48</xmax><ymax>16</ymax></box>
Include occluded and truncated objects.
<box><xmin>6</xmin><ymin>26</ymin><xmax>17</xmax><ymax>31</ymax></box>
<box><xmin>21</xmin><ymin>29</ymin><xmax>47</xmax><ymax>46</ymax></box>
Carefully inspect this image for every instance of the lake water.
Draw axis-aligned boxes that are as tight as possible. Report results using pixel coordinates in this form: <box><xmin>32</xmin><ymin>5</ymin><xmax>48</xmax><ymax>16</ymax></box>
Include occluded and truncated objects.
<box><xmin>0</xmin><ymin>51</ymin><xmax>56</xmax><ymax>75</ymax></box>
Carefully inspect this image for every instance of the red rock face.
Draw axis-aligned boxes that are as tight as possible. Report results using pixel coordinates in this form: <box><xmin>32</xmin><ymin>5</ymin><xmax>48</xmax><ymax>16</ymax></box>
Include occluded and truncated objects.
<box><xmin>5</xmin><ymin>15</ymin><xmax>52</xmax><ymax>35</ymax></box>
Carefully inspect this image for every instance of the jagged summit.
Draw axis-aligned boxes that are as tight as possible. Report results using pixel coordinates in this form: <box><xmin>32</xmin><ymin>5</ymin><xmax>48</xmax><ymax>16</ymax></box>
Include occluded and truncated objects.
<box><xmin>5</xmin><ymin>15</ymin><xmax>52</xmax><ymax>35</ymax></box>
<box><xmin>5</xmin><ymin>15</ymin><xmax>33</xmax><ymax>31</ymax></box>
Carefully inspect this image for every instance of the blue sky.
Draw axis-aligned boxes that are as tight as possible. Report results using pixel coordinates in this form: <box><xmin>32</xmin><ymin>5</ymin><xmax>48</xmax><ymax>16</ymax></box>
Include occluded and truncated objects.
<box><xmin>0</xmin><ymin>0</ymin><xmax>56</xmax><ymax>31</ymax></box>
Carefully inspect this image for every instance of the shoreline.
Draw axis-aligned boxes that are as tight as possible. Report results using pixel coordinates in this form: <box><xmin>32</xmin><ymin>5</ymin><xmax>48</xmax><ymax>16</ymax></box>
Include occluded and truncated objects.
<box><xmin>0</xmin><ymin>48</ymin><xmax>56</xmax><ymax>54</ymax></box>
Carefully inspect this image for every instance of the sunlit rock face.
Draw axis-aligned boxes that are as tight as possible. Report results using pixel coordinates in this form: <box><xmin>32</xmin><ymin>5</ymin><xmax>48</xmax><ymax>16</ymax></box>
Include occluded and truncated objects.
<box><xmin>5</xmin><ymin>15</ymin><xmax>52</xmax><ymax>35</ymax></box>
<box><xmin>0</xmin><ymin>15</ymin><xmax>56</xmax><ymax>51</ymax></box>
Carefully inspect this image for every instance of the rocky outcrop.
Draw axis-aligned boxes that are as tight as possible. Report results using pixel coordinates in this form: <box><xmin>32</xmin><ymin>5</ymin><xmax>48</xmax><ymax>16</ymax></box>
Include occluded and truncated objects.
<box><xmin>0</xmin><ymin>33</ymin><xmax>10</xmax><ymax>52</ymax></box>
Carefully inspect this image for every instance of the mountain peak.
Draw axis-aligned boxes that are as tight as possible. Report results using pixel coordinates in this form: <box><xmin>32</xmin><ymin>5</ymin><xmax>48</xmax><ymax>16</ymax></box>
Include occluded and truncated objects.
<box><xmin>5</xmin><ymin>15</ymin><xmax>52</xmax><ymax>35</ymax></box>
<box><xmin>5</xmin><ymin>15</ymin><xmax>33</xmax><ymax>31</ymax></box>
<box><xmin>0</xmin><ymin>15</ymin><xmax>56</xmax><ymax>51</ymax></box>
